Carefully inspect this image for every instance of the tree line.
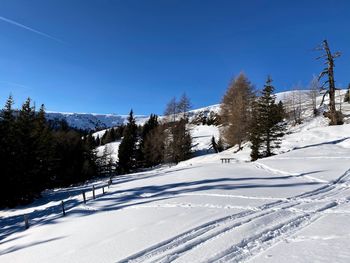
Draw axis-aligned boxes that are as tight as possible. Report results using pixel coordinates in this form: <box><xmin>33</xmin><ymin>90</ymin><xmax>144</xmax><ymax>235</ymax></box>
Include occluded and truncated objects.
<box><xmin>0</xmin><ymin>96</ymin><xmax>98</xmax><ymax>208</ymax></box>
<box><xmin>0</xmin><ymin>93</ymin><xmax>194</xmax><ymax>207</ymax></box>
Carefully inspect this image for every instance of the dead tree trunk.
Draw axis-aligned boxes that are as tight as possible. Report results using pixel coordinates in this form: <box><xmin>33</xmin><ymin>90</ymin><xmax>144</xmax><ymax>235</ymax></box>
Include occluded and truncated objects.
<box><xmin>316</xmin><ymin>40</ymin><xmax>341</xmax><ymax>125</ymax></box>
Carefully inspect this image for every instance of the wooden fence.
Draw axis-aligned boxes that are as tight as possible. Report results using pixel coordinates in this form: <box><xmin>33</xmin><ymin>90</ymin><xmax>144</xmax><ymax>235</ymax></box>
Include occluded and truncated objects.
<box><xmin>23</xmin><ymin>178</ymin><xmax>113</xmax><ymax>230</ymax></box>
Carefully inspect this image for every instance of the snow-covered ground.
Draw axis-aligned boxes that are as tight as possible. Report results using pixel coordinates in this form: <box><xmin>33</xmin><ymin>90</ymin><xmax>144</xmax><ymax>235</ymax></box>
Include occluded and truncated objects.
<box><xmin>1</xmin><ymin>91</ymin><xmax>350</xmax><ymax>262</ymax></box>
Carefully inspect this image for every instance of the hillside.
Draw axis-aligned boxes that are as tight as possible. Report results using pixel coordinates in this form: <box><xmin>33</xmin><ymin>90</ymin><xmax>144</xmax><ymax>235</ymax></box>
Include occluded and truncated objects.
<box><xmin>1</xmin><ymin>90</ymin><xmax>350</xmax><ymax>262</ymax></box>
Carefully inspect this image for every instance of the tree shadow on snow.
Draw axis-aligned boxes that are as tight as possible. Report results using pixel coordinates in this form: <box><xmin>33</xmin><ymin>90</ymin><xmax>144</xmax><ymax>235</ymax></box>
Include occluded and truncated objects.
<box><xmin>292</xmin><ymin>137</ymin><xmax>350</xmax><ymax>151</ymax></box>
<box><xmin>0</xmin><ymin>236</ymin><xmax>65</xmax><ymax>256</ymax></box>
<box><xmin>0</xmin><ymin>169</ymin><xmax>323</xmax><ymax>247</ymax></box>
<box><xmin>0</xmin><ymin>166</ymin><xmax>197</xmax><ymax>243</ymax></box>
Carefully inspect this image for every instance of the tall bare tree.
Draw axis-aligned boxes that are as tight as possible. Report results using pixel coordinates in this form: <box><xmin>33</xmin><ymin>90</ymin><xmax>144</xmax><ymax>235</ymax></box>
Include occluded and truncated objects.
<box><xmin>284</xmin><ymin>85</ymin><xmax>304</xmax><ymax>125</ymax></box>
<box><xmin>220</xmin><ymin>73</ymin><xmax>255</xmax><ymax>150</ymax></box>
<box><xmin>164</xmin><ymin>97</ymin><xmax>178</xmax><ymax>122</ymax></box>
<box><xmin>307</xmin><ymin>76</ymin><xmax>320</xmax><ymax>116</ymax></box>
<box><xmin>177</xmin><ymin>93</ymin><xmax>192</xmax><ymax>120</ymax></box>
<box><xmin>316</xmin><ymin>40</ymin><xmax>342</xmax><ymax>125</ymax></box>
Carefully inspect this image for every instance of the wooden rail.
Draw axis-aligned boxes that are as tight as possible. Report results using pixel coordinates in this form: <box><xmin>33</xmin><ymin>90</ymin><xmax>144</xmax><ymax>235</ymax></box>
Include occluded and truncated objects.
<box><xmin>23</xmin><ymin>180</ymin><xmax>112</xmax><ymax>230</ymax></box>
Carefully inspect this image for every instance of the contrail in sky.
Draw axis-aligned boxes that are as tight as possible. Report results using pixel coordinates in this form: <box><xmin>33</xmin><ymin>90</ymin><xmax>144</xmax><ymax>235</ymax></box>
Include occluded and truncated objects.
<box><xmin>0</xmin><ymin>15</ymin><xmax>64</xmax><ymax>43</ymax></box>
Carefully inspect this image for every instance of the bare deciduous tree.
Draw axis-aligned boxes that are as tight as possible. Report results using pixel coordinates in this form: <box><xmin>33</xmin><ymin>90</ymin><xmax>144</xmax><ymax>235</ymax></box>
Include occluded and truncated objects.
<box><xmin>307</xmin><ymin>76</ymin><xmax>320</xmax><ymax>116</ymax></box>
<box><xmin>164</xmin><ymin>97</ymin><xmax>178</xmax><ymax>122</ymax></box>
<box><xmin>220</xmin><ymin>73</ymin><xmax>255</xmax><ymax>150</ymax></box>
<box><xmin>177</xmin><ymin>93</ymin><xmax>192</xmax><ymax>120</ymax></box>
<box><xmin>284</xmin><ymin>85</ymin><xmax>305</xmax><ymax>125</ymax></box>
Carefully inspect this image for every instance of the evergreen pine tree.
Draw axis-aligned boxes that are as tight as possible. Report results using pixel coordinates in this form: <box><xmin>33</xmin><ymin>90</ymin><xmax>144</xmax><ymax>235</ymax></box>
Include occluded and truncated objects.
<box><xmin>109</xmin><ymin>128</ymin><xmax>116</xmax><ymax>142</ymax></box>
<box><xmin>16</xmin><ymin>98</ymin><xmax>38</xmax><ymax>202</ymax></box>
<box><xmin>0</xmin><ymin>95</ymin><xmax>17</xmax><ymax>206</ymax></box>
<box><xmin>85</xmin><ymin>131</ymin><xmax>97</xmax><ymax>149</ymax></box>
<box><xmin>118</xmin><ymin>110</ymin><xmax>138</xmax><ymax>174</ymax></box>
<box><xmin>249</xmin><ymin>77</ymin><xmax>286</xmax><ymax>160</ymax></box>
<box><xmin>217</xmin><ymin>136</ymin><xmax>224</xmax><ymax>152</ymax></box>
<box><xmin>0</xmin><ymin>96</ymin><xmax>98</xmax><ymax>207</ymax></box>
<box><xmin>95</xmin><ymin>135</ymin><xmax>101</xmax><ymax>146</ymax></box>
<box><xmin>32</xmin><ymin>104</ymin><xmax>53</xmax><ymax>192</ymax></box>
<box><xmin>168</xmin><ymin>119</ymin><xmax>192</xmax><ymax>163</ymax></box>
<box><xmin>211</xmin><ymin>136</ymin><xmax>219</xmax><ymax>153</ymax></box>
<box><xmin>139</xmin><ymin>114</ymin><xmax>159</xmax><ymax>167</ymax></box>
<box><xmin>143</xmin><ymin>125</ymin><xmax>165</xmax><ymax>167</ymax></box>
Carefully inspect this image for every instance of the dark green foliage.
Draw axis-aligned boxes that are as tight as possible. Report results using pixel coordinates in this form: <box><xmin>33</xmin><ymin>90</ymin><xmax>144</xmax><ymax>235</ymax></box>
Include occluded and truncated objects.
<box><xmin>249</xmin><ymin>77</ymin><xmax>286</xmax><ymax>161</ymax></box>
<box><xmin>84</xmin><ymin>131</ymin><xmax>98</xmax><ymax>149</ymax></box>
<box><xmin>166</xmin><ymin>119</ymin><xmax>192</xmax><ymax>164</ymax></box>
<box><xmin>217</xmin><ymin>137</ymin><xmax>224</xmax><ymax>152</ymax></box>
<box><xmin>211</xmin><ymin>136</ymin><xmax>219</xmax><ymax>153</ymax></box>
<box><xmin>139</xmin><ymin>114</ymin><xmax>161</xmax><ymax>167</ymax></box>
<box><xmin>118</xmin><ymin>110</ymin><xmax>138</xmax><ymax>174</ymax></box>
<box><xmin>51</xmin><ymin>130</ymin><xmax>96</xmax><ymax>186</ymax></box>
<box><xmin>210</xmin><ymin>136</ymin><xmax>224</xmax><ymax>153</ymax></box>
<box><xmin>142</xmin><ymin>125</ymin><xmax>166</xmax><ymax>167</ymax></box>
<box><xmin>95</xmin><ymin>135</ymin><xmax>100</xmax><ymax>146</ymax></box>
<box><xmin>0</xmin><ymin>96</ymin><xmax>98</xmax><ymax>208</ymax></box>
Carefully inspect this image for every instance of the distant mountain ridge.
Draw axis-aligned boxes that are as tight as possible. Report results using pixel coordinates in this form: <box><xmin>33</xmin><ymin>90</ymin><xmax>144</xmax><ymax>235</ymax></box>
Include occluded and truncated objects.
<box><xmin>45</xmin><ymin>90</ymin><xmax>330</xmax><ymax>131</ymax></box>
<box><xmin>45</xmin><ymin>105</ymin><xmax>222</xmax><ymax>131</ymax></box>
<box><xmin>45</xmin><ymin>112</ymin><xmax>149</xmax><ymax>131</ymax></box>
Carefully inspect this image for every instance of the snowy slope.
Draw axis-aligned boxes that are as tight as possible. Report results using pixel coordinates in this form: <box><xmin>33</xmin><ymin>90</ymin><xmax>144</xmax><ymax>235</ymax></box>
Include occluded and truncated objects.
<box><xmin>95</xmin><ymin>124</ymin><xmax>220</xmax><ymax>162</ymax></box>
<box><xmin>1</xmin><ymin>90</ymin><xmax>350</xmax><ymax>262</ymax></box>
<box><xmin>1</xmin><ymin>124</ymin><xmax>350</xmax><ymax>263</ymax></box>
<box><xmin>95</xmin><ymin>141</ymin><xmax>121</xmax><ymax>162</ymax></box>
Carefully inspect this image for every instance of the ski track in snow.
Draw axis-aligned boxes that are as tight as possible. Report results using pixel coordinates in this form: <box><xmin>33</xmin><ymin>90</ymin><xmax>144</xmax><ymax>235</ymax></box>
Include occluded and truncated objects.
<box><xmin>253</xmin><ymin>162</ymin><xmax>328</xmax><ymax>183</ymax></box>
<box><xmin>119</xmin><ymin>169</ymin><xmax>350</xmax><ymax>263</ymax></box>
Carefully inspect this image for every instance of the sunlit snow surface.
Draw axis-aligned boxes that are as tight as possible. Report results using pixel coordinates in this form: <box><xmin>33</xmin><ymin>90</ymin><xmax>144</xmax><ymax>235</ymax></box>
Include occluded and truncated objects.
<box><xmin>1</xmin><ymin>91</ymin><xmax>350</xmax><ymax>262</ymax></box>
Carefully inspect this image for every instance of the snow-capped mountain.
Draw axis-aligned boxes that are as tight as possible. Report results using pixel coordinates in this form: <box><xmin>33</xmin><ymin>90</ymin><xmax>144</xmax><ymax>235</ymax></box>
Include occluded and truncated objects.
<box><xmin>44</xmin><ymin>89</ymin><xmax>347</xmax><ymax>132</ymax></box>
<box><xmin>45</xmin><ymin>105</ymin><xmax>221</xmax><ymax>131</ymax></box>
<box><xmin>45</xmin><ymin>112</ymin><xmax>149</xmax><ymax>131</ymax></box>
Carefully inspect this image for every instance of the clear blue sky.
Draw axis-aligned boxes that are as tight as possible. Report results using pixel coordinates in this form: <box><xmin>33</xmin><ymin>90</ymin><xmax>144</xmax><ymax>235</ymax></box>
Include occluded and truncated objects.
<box><xmin>0</xmin><ymin>0</ymin><xmax>349</xmax><ymax>115</ymax></box>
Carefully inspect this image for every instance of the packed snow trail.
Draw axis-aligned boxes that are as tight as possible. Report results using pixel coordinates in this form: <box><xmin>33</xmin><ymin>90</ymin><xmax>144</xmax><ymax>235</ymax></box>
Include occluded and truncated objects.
<box><xmin>120</xmin><ymin>169</ymin><xmax>350</xmax><ymax>263</ymax></box>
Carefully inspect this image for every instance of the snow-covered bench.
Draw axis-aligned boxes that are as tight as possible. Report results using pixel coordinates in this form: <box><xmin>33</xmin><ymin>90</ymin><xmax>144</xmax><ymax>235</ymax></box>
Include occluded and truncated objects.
<box><xmin>220</xmin><ymin>158</ymin><xmax>235</xmax><ymax>164</ymax></box>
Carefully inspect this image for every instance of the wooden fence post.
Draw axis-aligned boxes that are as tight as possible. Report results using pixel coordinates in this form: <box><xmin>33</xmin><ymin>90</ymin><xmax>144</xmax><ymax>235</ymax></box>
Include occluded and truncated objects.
<box><xmin>102</xmin><ymin>186</ymin><xmax>105</xmax><ymax>194</ymax></box>
<box><xmin>24</xmin><ymin>215</ymin><xmax>29</xmax><ymax>229</ymax></box>
<box><xmin>61</xmin><ymin>201</ymin><xmax>66</xmax><ymax>216</ymax></box>
<box><xmin>82</xmin><ymin>191</ymin><xmax>86</xmax><ymax>204</ymax></box>
<box><xmin>92</xmin><ymin>185</ymin><xmax>96</xmax><ymax>199</ymax></box>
